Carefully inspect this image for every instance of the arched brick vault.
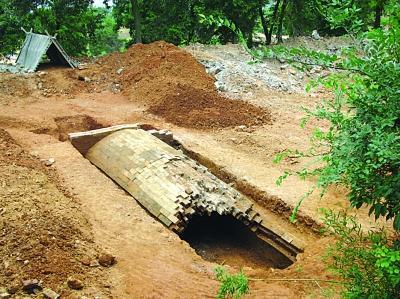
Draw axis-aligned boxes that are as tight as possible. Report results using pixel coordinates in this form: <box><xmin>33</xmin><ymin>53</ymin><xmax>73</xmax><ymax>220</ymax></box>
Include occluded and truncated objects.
<box><xmin>69</xmin><ymin>125</ymin><xmax>303</xmax><ymax>262</ymax></box>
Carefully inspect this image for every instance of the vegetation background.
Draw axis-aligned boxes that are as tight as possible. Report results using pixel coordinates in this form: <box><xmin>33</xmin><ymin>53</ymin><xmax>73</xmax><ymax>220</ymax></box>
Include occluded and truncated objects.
<box><xmin>0</xmin><ymin>0</ymin><xmax>392</xmax><ymax>56</ymax></box>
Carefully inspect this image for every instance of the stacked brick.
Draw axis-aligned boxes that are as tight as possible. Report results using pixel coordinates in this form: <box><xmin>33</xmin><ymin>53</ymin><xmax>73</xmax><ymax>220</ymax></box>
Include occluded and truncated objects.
<box><xmin>70</xmin><ymin>125</ymin><xmax>303</xmax><ymax>261</ymax></box>
<box><xmin>85</xmin><ymin>128</ymin><xmax>262</xmax><ymax>232</ymax></box>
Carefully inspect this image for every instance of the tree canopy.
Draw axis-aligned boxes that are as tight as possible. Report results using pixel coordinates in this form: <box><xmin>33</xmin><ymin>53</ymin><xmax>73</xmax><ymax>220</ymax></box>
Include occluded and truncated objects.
<box><xmin>1</xmin><ymin>0</ymin><xmax>396</xmax><ymax>56</ymax></box>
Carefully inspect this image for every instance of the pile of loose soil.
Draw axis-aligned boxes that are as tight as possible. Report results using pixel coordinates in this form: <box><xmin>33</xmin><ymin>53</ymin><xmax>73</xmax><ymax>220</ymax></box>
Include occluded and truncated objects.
<box><xmin>0</xmin><ymin>129</ymin><xmax>110</xmax><ymax>297</ymax></box>
<box><xmin>148</xmin><ymin>85</ymin><xmax>271</xmax><ymax>129</ymax></box>
<box><xmin>96</xmin><ymin>41</ymin><xmax>216</xmax><ymax>104</ymax></box>
<box><xmin>77</xmin><ymin>41</ymin><xmax>272</xmax><ymax>129</ymax></box>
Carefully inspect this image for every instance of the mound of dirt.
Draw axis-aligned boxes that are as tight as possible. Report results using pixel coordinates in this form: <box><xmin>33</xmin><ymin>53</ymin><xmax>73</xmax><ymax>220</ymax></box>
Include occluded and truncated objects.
<box><xmin>0</xmin><ymin>129</ymin><xmax>109</xmax><ymax>297</ymax></box>
<box><xmin>78</xmin><ymin>41</ymin><xmax>271</xmax><ymax>129</ymax></box>
<box><xmin>149</xmin><ymin>85</ymin><xmax>271</xmax><ymax>129</ymax></box>
<box><xmin>97</xmin><ymin>41</ymin><xmax>216</xmax><ymax>105</ymax></box>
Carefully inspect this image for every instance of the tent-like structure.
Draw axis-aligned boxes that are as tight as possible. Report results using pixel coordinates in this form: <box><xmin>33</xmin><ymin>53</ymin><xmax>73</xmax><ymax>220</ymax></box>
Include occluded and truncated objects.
<box><xmin>15</xmin><ymin>29</ymin><xmax>77</xmax><ymax>72</ymax></box>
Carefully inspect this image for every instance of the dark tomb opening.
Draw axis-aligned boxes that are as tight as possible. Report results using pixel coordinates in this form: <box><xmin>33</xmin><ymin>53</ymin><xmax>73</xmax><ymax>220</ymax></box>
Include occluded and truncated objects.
<box><xmin>181</xmin><ymin>213</ymin><xmax>293</xmax><ymax>270</ymax></box>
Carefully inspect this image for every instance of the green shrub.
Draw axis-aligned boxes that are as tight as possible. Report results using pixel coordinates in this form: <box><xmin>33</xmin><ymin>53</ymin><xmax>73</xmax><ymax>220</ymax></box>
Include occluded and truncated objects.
<box><xmin>259</xmin><ymin>2</ymin><xmax>400</xmax><ymax>230</ymax></box>
<box><xmin>214</xmin><ymin>266</ymin><xmax>249</xmax><ymax>299</ymax></box>
<box><xmin>323</xmin><ymin>210</ymin><xmax>400</xmax><ymax>298</ymax></box>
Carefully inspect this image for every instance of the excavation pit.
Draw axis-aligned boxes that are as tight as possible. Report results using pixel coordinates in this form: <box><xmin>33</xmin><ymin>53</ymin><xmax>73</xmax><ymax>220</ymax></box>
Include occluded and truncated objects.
<box><xmin>31</xmin><ymin>114</ymin><xmax>104</xmax><ymax>141</ymax></box>
<box><xmin>181</xmin><ymin>213</ymin><xmax>293</xmax><ymax>269</ymax></box>
<box><xmin>69</xmin><ymin>124</ymin><xmax>304</xmax><ymax>264</ymax></box>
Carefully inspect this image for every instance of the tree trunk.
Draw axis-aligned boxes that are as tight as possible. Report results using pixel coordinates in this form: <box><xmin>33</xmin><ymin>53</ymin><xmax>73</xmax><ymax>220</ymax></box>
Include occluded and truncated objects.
<box><xmin>246</xmin><ymin>30</ymin><xmax>254</xmax><ymax>48</ymax></box>
<box><xmin>291</xmin><ymin>0</ymin><xmax>303</xmax><ymax>36</ymax></box>
<box><xmin>277</xmin><ymin>0</ymin><xmax>288</xmax><ymax>43</ymax></box>
<box><xmin>258</xmin><ymin>3</ymin><xmax>269</xmax><ymax>44</ymax></box>
<box><xmin>374</xmin><ymin>1</ymin><xmax>384</xmax><ymax>28</ymax></box>
<box><xmin>131</xmin><ymin>0</ymin><xmax>142</xmax><ymax>43</ymax></box>
<box><xmin>266</xmin><ymin>0</ymin><xmax>281</xmax><ymax>45</ymax></box>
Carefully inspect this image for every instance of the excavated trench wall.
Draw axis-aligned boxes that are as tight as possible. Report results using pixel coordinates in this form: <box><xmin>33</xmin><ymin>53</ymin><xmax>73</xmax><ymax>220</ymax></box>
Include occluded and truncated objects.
<box><xmin>69</xmin><ymin>125</ymin><xmax>303</xmax><ymax>261</ymax></box>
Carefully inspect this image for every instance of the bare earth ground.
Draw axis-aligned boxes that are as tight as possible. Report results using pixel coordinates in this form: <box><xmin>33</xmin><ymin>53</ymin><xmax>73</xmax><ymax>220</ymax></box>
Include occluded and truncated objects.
<box><xmin>0</xmin><ymin>41</ymin><xmax>387</xmax><ymax>298</ymax></box>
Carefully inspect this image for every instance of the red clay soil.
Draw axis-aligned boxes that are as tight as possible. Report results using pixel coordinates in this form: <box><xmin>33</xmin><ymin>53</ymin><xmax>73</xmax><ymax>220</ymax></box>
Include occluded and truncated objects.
<box><xmin>148</xmin><ymin>84</ymin><xmax>271</xmax><ymax>129</ymax></box>
<box><xmin>0</xmin><ymin>129</ymin><xmax>110</xmax><ymax>297</ymax></box>
<box><xmin>75</xmin><ymin>41</ymin><xmax>214</xmax><ymax>104</ymax></box>
<box><xmin>76</xmin><ymin>41</ymin><xmax>271</xmax><ymax>129</ymax></box>
<box><xmin>30</xmin><ymin>114</ymin><xmax>105</xmax><ymax>142</ymax></box>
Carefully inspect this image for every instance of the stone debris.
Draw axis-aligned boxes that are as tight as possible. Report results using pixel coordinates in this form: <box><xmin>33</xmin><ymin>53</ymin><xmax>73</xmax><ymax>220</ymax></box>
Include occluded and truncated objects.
<box><xmin>43</xmin><ymin>288</ymin><xmax>60</xmax><ymax>299</ymax></box>
<box><xmin>0</xmin><ymin>287</ymin><xmax>10</xmax><ymax>299</ymax></box>
<box><xmin>98</xmin><ymin>253</ymin><xmax>116</xmax><ymax>267</ymax></box>
<box><xmin>311</xmin><ymin>30</ymin><xmax>321</xmax><ymax>40</ymax></box>
<box><xmin>22</xmin><ymin>279</ymin><xmax>41</xmax><ymax>294</ymax></box>
<box><xmin>67</xmin><ymin>277</ymin><xmax>84</xmax><ymax>290</ymax></box>
<box><xmin>78</xmin><ymin>76</ymin><xmax>91</xmax><ymax>83</ymax></box>
<box><xmin>200</xmin><ymin>58</ymin><xmax>302</xmax><ymax>95</ymax></box>
<box><xmin>5</xmin><ymin>284</ymin><xmax>18</xmax><ymax>295</ymax></box>
<box><xmin>44</xmin><ymin>158</ymin><xmax>55</xmax><ymax>166</ymax></box>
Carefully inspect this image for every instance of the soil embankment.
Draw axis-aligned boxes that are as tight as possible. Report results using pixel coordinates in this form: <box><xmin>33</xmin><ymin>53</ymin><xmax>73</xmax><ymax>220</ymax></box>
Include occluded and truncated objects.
<box><xmin>0</xmin><ymin>129</ymin><xmax>111</xmax><ymax>298</ymax></box>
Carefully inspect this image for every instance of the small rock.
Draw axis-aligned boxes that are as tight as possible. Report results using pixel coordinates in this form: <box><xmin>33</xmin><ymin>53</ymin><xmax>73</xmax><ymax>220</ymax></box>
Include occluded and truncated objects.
<box><xmin>280</xmin><ymin>64</ymin><xmax>288</xmax><ymax>70</ymax></box>
<box><xmin>44</xmin><ymin>158</ymin><xmax>55</xmax><ymax>166</ymax></box>
<box><xmin>89</xmin><ymin>260</ymin><xmax>100</xmax><ymax>267</ymax></box>
<box><xmin>314</xmin><ymin>66</ymin><xmax>322</xmax><ymax>73</ymax></box>
<box><xmin>43</xmin><ymin>287</ymin><xmax>60</xmax><ymax>299</ymax></box>
<box><xmin>311</xmin><ymin>30</ymin><xmax>321</xmax><ymax>40</ymax></box>
<box><xmin>38</xmin><ymin>71</ymin><xmax>47</xmax><ymax>77</ymax></box>
<box><xmin>80</xmin><ymin>256</ymin><xmax>91</xmax><ymax>266</ymax></box>
<box><xmin>278</xmin><ymin>58</ymin><xmax>286</xmax><ymax>64</ymax></box>
<box><xmin>22</xmin><ymin>279</ymin><xmax>41</xmax><ymax>294</ymax></box>
<box><xmin>184</xmin><ymin>188</ymin><xmax>193</xmax><ymax>195</ymax></box>
<box><xmin>215</xmin><ymin>81</ymin><xmax>227</xmax><ymax>92</ymax></box>
<box><xmin>30</xmin><ymin>151</ymin><xmax>39</xmax><ymax>157</ymax></box>
<box><xmin>7</xmin><ymin>283</ymin><xmax>19</xmax><ymax>295</ymax></box>
<box><xmin>0</xmin><ymin>287</ymin><xmax>10</xmax><ymax>299</ymax></box>
<box><xmin>77</xmin><ymin>76</ymin><xmax>91</xmax><ymax>83</ymax></box>
<box><xmin>116</xmin><ymin>67</ymin><xmax>124</xmax><ymax>75</ymax></box>
<box><xmin>237</xmin><ymin>125</ymin><xmax>247</xmax><ymax>131</ymax></box>
<box><xmin>67</xmin><ymin>277</ymin><xmax>84</xmax><ymax>290</ymax></box>
<box><xmin>98</xmin><ymin>253</ymin><xmax>116</xmax><ymax>267</ymax></box>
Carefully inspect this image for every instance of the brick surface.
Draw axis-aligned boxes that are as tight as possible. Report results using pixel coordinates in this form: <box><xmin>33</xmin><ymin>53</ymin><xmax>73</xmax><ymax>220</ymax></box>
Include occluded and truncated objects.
<box><xmin>74</xmin><ymin>127</ymin><xmax>303</xmax><ymax>261</ymax></box>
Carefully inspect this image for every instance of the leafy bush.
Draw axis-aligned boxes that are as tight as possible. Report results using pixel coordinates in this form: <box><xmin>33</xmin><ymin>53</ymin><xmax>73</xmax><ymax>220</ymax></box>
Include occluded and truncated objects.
<box><xmin>322</xmin><ymin>210</ymin><xmax>400</xmax><ymax>298</ymax></box>
<box><xmin>214</xmin><ymin>266</ymin><xmax>249</xmax><ymax>299</ymax></box>
<box><xmin>259</xmin><ymin>2</ymin><xmax>400</xmax><ymax>230</ymax></box>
